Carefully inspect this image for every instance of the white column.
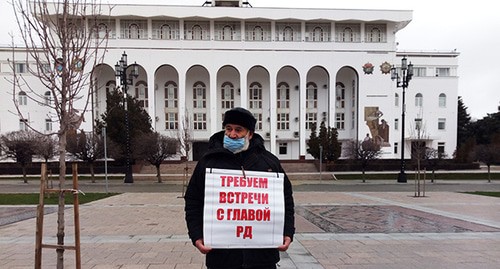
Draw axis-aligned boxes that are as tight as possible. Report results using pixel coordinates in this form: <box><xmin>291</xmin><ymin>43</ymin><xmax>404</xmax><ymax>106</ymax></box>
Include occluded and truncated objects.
<box><xmin>239</xmin><ymin>70</ymin><xmax>248</xmax><ymax>107</ymax></box>
<box><xmin>329</xmin><ymin>72</ymin><xmax>336</xmax><ymax>127</ymax></box>
<box><xmin>210</xmin><ymin>69</ymin><xmax>218</xmax><ymax>133</ymax></box>
<box><xmin>269</xmin><ymin>71</ymin><xmax>277</xmax><ymax>154</ymax></box>
<box><xmin>147</xmin><ymin>72</ymin><xmax>156</xmax><ymax>131</ymax></box>
<box><xmin>299</xmin><ymin>70</ymin><xmax>307</xmax><ymax>159</ymax></box>
<box><xmin>178</xmin><ymin>69</ymin><xmax>187</xmax><ymax>156</ymax></box>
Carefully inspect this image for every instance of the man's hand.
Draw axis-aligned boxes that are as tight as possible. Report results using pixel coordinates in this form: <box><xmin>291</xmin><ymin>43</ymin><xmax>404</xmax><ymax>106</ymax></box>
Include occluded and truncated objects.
<box><xmin>195</xmin><ymin>238</ymin><xmax>212</xmax><ymax>254</ymax></box>
<box><xmin>277</xmin><ymin>236</ymin><xmax>292</xmax><ymax>251</ymax></box>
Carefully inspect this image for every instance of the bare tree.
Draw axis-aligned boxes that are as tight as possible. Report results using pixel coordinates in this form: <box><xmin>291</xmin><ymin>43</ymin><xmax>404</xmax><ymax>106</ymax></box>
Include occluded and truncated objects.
<box><xmin>345</xmin><ymin>139</ymin><xmax>381</xmax><ymax>182</ymax></box>
<box><xmin>10</xmin><ymin>1</ymin><xmax>109</xmax><ymax>266</ymax></box>
<box><xmin>136</xmin><ymin>132</ymin><xmax>178</xmax><ymax>183</ymax></box>
<box><xmin>35</xmin><ymin>134</ymin><xmax>58</xmax><ymax>163</ymax></box>
<box><xmin>1</xmin><ymin>130</ymin><xmax>39</xmax><ymax>183</ymax></box>
<box><xmin>67</xmin><ymin>129</ymin><xmax>104</xmax><ymax>183</ymax></box>
<box><xmin>176</xmin><ymin>109</ymin><xmax>193</xmax><ymax>196</ymax></box>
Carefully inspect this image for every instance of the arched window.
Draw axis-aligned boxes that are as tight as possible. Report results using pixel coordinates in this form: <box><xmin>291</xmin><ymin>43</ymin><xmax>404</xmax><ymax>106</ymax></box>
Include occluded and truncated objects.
<box><xmin>395</xmin><ymin>93</ymin><xmax>399</xmax><ymax>106</ymax></box>
<box><xmin>192</xmin><ymin>25</ymin><xmax>203</xmax><ymax>40</ymax></box>
<box><xmin>306</xmin><ymin>82</ymin><xmax>317</xmax><ymax>108</ymax></box>
<box><xmin>134</xmin><ymin>81</ymin><xmax>148</xmax><ymax>108</ymax></box>
<box><xmin>312</xmin><ymin>27</ymin><xmax>323</xmax><ymax>41</ymax></box>
<box><xmin>283</xmin><ymin>26</ymin><xmax>293</xmax><ymax>41</ymax></box>
<box><xmin>277</xmin><ymin>82</ymin><xmax>290</xmax><ymax>108</ymax></box>
<box><xmin>164</xmin><ymin>81</ymin><xmax>178</xmax><ymax>108</ymax></box>
<box><xmin>222</xmin><ymin>25</ymin><xmax>233</xmax><ymax>40</ymax></box>
<box><xmin>249</xmin><ymin>82</ymin><xmax>262</xmax><ymax>109</ymax></box>
<box><xmin>369</xmin><ymin>27</ymin><xmax>382</xmax><ymax>42</ymax></box>
<box><xmin>415</xmin><ymin>93</ymin><xmax>423</xmax><ymax>107</ymax></box>
<box><xmin>160</xmin><ymin>24</ymin><xmax>172</xmax><ymax>40</ymax></box>
<box><xmin>439</xmin><ymin>93</ymin><xmax>446</xmax><ymax>108</ymax></box>
<box><xmin>220</xmin><ymin>82</ymin><xmax>234</xmax><ymax>109</ymax></box>
<box><xmin>193</xmin><ymin>82</ymin><xmax>206</xmax><ymax>108</ymax></box>
<box><xmin>128</xmin><ymin>23</ymin><xmax>140</xmax><ymax>39</ymax></box>
<box><xmin>97</xmin><ymin>23</ymin><xmax>108</xmax><ymax>38</ymax></box>
<box><xmin>252</xmin><ymin>26</ymin><xmax>263</xmax><ymax>41</ymax></box>
<box><xmin>342</xmin><ymin>27</ymin><xmax>354</xmax><ymax>42</ymax></box>
<box><xmin>18</xmin><ymin>91</ymin><xmax>27</xmax><ymax>106</ymax></box>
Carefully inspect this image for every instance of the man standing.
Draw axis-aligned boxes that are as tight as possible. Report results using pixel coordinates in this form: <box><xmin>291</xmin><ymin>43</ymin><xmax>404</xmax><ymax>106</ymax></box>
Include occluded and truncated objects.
<box><xmin>185</xmin><ymin>107</ymin><xmax>295</xmax><ymax>269</ymax></box>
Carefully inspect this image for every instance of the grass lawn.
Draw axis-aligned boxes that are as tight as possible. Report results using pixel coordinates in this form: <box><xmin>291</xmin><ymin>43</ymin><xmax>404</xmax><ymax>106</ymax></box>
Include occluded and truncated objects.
<box><xmin>464</xmin><ymin>191</ymin><xmax>500</xmax><ymax>198</ymax></box>
<box><xmin>0</xmin><ymin>193</ymin><xmax>120</xmax><ymax>205</ymax></box>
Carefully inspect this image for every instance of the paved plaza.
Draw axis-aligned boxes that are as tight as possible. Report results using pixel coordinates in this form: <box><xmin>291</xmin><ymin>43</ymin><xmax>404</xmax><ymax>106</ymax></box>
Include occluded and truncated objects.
<box><xmin>1</xmin><ymin>180</ymin><xmax>500</xmax><ymax>268</ymax></box>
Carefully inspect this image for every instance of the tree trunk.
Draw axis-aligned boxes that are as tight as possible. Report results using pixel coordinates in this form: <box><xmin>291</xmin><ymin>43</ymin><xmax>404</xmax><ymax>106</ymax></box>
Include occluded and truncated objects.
<box><xmin>22</xmin><ymin>165</ymin><xmax>28</xmax><ymax>183</ymax></box>
<box><xmin>56</xmin><ymin>131</ymin><xmax>67</xmax><ymax>269</ymax></box>
<box><xmin>90</xmin><ymin>162</ymin><xmax>95</xmax><ymax>183</ymax></box>
<box><xmin>156</xmin><ymin>165</ymin><xmax>162</xmax><ymax>183</ymax></box>
<box><xmin>488</xmin><ymin>164</ymin><xmax>491</xmax><ymax>183</ymax></box>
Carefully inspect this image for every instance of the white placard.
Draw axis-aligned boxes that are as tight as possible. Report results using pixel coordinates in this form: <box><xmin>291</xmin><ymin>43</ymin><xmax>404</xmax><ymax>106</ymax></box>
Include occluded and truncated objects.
<box><xmin>203</xmin><ymin>168</ymin><xmax>285</xmax><ymax>248</ymax></box>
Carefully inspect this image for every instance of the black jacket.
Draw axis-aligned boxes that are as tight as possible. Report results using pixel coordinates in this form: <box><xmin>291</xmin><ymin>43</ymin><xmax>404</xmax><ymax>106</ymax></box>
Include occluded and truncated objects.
<box><xmin>184</xmin><ymin>131</ymin><xmax>295</xmax><ymax>269</ymax></box>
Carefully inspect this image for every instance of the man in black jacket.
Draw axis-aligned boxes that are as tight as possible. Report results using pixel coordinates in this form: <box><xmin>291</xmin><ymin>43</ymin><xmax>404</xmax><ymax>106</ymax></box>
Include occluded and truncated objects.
<box><xmin>185</xmin><ymin>107</ymin><xmax>295</xmax><ymax>269</ymax></box>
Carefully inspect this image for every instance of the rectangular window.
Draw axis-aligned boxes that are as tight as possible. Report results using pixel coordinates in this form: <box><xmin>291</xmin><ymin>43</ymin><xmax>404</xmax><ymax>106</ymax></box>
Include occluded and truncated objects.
<box><xmin>277</xmin><ymin>88</ymin><xmax>289</xmax><ymax>109</ymax></box>
<box><xmin>438</xmin><ymin>118</ymin><xmax>446</xmax><ymax>130</ymax></box>
<box><xmin>19</xmin><ymin>119</ymin><xmax>28</xmax><ymax>131</ymax></box>
<box><xmin>305</xmin><ymin>112</ymin><xmax>317</xmax><ymax>130</ymax></box>
<box><xmin>413</xmin><ymin>67</ymin><xmax>426</xmax><ymax>77</ymax></box>
<box><xmin>193</xmin><ymin>113</ymin><xmax>207</xmax><ymax>130</ymax></box>
<box><xmin>279</xmin><ymin>143</ymin><xmax>288</xmax><ymax>155</ymax></box>
<box><xmin>165</xmin><ymin>112</ymin><xmax>178</xmax><ymax>130</ymax></box>
<box><xmin>336</xmin><ymin>113</ymin><xmax>345</xmax><ymax>130</ymax></box>
<box><xmin>436</xmin><ymin>67</ymin><xmax>450</xmax><ymax>77</ymax></box>
<box><xmin>306</xmin><ymin>88</ymin><xmax>317</xmax><ymax>109</ymax></box>
<box><xmin>253</xmin><ymin>113</ymin><xmax>262</xmax><ymax>131</ymax></box>
<box><xmin>15</xmin><ymin>63</ymin><xmax>27</xmax><ymax>73</ymax></box>
<box><xmin>221</xmin><ymin>87</ymin><xmax>234</xmax><ymax>109</ymax></box>
<box><xmin>45</xmin><ymin>119</ymin><xmax>52</xmax><ymax>132</ymax></box>
<box><xmin>415</xmin><ymin>118</ymin><xmax>423</xmax><ymax>130</ymax></box>
<box><xmin>41</xmin><ymin>63</ymin><xmax>51</xmax><ymax>74</ymax></box>
<box><xmin>437</xmin><ymin>142</ymin><xmax>445</xmax><ymax>157</ymax></box>
<box><xmin>165</xmin><ymin>86</ymin><xmax>178</xmax><ymax>108</ymax></box>
<box><xmin>277</xmin><ymin>113</ymin><xmax>289</xmax><ymax>130</ymax></box>
<box><xmin>394</xmin><ymin>119</ymin><xmax>399</xmax><ymax>130</ymax></box>
<box><xmin>193</xmin><ymin>88</ymin><xmax>206</xmax><ymax>108</ymax></box>
<box><xmin>394</xmin><ymin>142</ymin><xmax>398</xmax><ymax>154</ymax></box>
<box><xmin>18</xmin><ymin>93</ymin><xmax>27</xmax><ymax>106</ymax></box>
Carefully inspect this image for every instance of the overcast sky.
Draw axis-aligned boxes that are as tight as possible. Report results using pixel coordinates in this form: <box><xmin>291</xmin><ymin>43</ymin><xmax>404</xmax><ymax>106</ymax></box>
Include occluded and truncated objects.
<box><xmin>1</xmin><ymin>0</ymin><xmax>498</xmax><ymax>119</ymax></box>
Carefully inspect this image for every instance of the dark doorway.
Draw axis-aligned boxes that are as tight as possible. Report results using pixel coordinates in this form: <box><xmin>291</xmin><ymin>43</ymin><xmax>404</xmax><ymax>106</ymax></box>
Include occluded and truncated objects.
<box><xmin>193</xmin><ymin>141</ymin><xmax>209</xmax><ymax>161</ymax></box>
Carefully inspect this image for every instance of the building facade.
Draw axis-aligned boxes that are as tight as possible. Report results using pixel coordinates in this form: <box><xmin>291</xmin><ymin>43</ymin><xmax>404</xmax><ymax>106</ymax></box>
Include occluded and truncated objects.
<box><xmin>0</xmin><ymin>0</ymin><xmax>458</xmax><ymax>160</ymax></box>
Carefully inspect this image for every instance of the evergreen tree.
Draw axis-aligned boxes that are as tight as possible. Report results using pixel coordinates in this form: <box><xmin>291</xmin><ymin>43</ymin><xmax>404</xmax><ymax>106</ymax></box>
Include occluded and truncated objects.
<box><xmin>95</xmin><ymin>89</ymin><xmax>153</xmax><ymax>163</ymax></box>
<box><xmin>457</xmin><ymin>96</ymin><xmax>472</xmax><ymax>146</ymax></box>
<box><xmin>307</xmin><ymin>121</ymin><xmax>342</xmax><ymax>162</ymax></box>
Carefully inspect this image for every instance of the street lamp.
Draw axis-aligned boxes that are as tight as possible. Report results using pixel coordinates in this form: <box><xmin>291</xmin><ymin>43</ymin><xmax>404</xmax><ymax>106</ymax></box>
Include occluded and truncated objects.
<box><xmin>391</xmin><ymin>56</ymin><xmax>413</xmax><ymax>183</ymax></box>
<box><xmin>115</xmin><ymin>51</ymin><xmax>138</xmax><ymax>183</ymax></box>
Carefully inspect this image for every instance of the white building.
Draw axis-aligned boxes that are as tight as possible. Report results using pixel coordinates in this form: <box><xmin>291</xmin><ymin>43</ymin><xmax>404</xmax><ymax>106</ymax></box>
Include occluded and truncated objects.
<box><xmin>0</xmin><ymin>0</ymin><xmax>458</xmax><ymax>161</ymax></box>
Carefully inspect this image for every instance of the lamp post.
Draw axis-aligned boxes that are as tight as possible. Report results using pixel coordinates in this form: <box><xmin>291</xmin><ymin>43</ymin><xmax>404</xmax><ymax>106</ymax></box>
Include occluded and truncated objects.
<box><xmin>115</xmin><ymin>51</ymin><xmax>138</xmax><ymax>183</ymax></box>
<box><xmin>391</xmin><ymin>56</ymin><xmax>413</xmax><ymax>183</ymax></box>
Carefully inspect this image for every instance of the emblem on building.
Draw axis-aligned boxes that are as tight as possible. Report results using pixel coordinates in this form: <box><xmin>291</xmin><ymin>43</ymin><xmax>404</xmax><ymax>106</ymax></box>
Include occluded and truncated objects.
<box><xmin>362</xmin><ymin>62</ymin><xmax>374</xmax><ymax>74</ymax></box>
<box><xmin>72</xmin><ymin>58</ymin><xmax>84</xmax><ymax>72</ymax></box>
<box><xmin>380</xmin><ymin>61</ymin><xmax>392</xmax><ymax>74</ymax></box>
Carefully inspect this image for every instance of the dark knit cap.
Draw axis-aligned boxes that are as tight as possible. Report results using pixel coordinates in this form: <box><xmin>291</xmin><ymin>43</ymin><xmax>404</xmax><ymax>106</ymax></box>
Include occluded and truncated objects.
<box><xmin>222</xmin><ymin>107</ymin><xmax>256</xmax><ymax>132</ymax></box>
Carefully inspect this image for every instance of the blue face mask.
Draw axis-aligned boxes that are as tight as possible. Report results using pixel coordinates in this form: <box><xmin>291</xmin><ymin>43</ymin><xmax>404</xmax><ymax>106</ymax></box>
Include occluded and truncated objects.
<box><xmin>223</xmin><ymin>135</ymin><xmax>248</xmax><ymax>153</ymax></box>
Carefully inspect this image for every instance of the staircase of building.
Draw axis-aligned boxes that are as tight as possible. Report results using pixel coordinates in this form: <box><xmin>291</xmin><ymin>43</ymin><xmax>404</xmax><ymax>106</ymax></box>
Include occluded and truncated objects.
<box><xmin>136</xmin><ymin>160</ymin><xmax>320</xmax><ymax>181</ymax></box>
